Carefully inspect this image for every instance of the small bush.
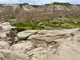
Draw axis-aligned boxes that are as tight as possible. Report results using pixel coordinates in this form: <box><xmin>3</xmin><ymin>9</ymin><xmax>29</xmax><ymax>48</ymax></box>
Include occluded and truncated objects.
<box><xmin>22</xmin><ymin>3</ymin><xmax>29</xmax><ymax>5</ymax></box>
<box><xmin>45</xmin><ymin>4</ymin><xmax>50</xmax><ymax>6</ymax></box>
<box><xmin>31</xmin><ymin>5</ymin><xmax>40</xmax><ymax>7</ymax></box>
<box><xmin>10</xmin><ymin>17</ymin><xmax>16</xmax><ymax>19</ymax></box>
<box><xmin>19</xmin><ymin>3</ymin><xmax>29</xmax><ymax>8</ymax></box>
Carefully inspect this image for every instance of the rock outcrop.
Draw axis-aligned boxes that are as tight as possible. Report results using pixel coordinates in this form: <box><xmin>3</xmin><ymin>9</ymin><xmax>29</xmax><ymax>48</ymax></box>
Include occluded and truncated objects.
<box><xmin>0</xmin><ymin>22</ymin><xmax>80</xmax><ymax>60</ymax></box>
<box><xmin>0</xmin><ymin>4</ymin><xmax>80</xmax><ymax>22</ymax></box>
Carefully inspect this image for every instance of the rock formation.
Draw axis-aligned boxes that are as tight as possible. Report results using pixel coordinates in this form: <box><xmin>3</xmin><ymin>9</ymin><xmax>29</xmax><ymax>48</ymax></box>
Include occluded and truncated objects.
<box><xmin>0</xmin><ymin>22</ymin><xmax>80</xmax><ymax>60</ymax></box>
<box><xmin>0</xmin><ymin>4</ymin><xmax>80</xmax><ymax>22</ymax></box>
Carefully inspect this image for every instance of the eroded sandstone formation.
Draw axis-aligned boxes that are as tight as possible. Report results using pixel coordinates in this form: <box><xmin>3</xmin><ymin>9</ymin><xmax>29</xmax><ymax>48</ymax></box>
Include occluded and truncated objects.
<box><xmin>0</xmin><ymin>4</ymin><xmax>80</xmax><ymax>22</ymax></box>
<box><xmin>0</xmin><ymin>22</ymin><xmax>80</xmax><ymax>60</ymax></box>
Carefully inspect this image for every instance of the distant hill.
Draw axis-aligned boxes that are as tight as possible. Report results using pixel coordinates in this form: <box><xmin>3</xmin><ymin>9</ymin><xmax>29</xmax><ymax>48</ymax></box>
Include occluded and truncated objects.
<box><xmin>0</xmin><ymin>2</ymin><xmax>80</xmax><ymax>22</ymax></box>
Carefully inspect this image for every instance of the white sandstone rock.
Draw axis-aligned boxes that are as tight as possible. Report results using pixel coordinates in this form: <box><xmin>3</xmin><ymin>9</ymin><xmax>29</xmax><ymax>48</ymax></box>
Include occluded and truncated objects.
<box><xmin>10</xmin><ymin>41</ymin><xmax>33</xmax><ymax>53</ymax></box>
<box><xmin>0</xmin><ymin>49</ymin><xmax>29</xmax><ymax>60</ymax></box>
<box><xmin>0</xmin><ymin>41</ymin><xmax>9</xmax><ymax>49</ymax></box>
<box><xmin>17</xmin><ymin>30</ymin><xmax>38</xmax><ymax>39</ymax></box>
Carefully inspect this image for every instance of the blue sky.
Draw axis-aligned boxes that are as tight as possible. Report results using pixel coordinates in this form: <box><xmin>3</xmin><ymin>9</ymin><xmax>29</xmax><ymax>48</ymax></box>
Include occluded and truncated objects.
<box><xmin>0</xmin><ymin>0</ymin><xmax>80</xmax><ymax>5</ymax></box>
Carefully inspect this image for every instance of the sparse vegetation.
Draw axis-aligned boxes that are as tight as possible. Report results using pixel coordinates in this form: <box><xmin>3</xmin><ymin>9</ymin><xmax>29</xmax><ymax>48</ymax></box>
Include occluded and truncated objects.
<box><xmin>12</xmin><ymin>16</ymin><xmax>80</xmax><ymax>30</ymax></box>
<box><xmin>65</xmin><ymin>16</ymin><xmax>80</xmax><ymax>19</ymax></box>
<box><xmin>45</xmin><ymin>4</ymin><xmax>50</xmax><ymax>6</ymax></box>
<box><xmin>31</xmin><ymin>5</ymin><xmax>41</xmax><ymax>7</ymax></box>
<box><xmin>22</xmin><ymin>3</ymin><xmax>29</xmax><ymax>5</ymax></box>
<box><xmin>10</xmin><ymin>17</ymin><xmax>16</xmax><ymax>19</ymax></box>
<box><xmin>54</xmin><ymin>2</ymin><xmax>71</xmax><ymax>6</ymax></box>
<box><xmin>12</xmin><ymin>20</ymin><xmax>45</xmax><ymax>30</ymax></box>
<box><xmin>19</xmin><ymin>4</ymin><xmax>23</xmax><ymax>8</ymax></box>
<box><xmin>0</xmin><ymin>4</ymin><xmax>2</xmax><ymax>6</ymax></box>
<box><xmin>19</xmin><ymin>3</ymin><xmax>29</xmax><ymax>8</ymax></box>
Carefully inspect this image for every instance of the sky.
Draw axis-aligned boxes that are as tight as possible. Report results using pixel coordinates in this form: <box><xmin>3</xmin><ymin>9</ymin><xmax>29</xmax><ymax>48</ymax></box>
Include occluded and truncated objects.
<box><xmin>0</xmin><ymin>0</ymin><xmax>80</xmax><ymax>5</ymax></box>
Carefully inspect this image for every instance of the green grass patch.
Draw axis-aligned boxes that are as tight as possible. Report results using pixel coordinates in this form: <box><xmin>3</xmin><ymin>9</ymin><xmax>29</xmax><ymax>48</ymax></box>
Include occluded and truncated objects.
<box><xmin>12</xmin><ymin>18</ymin><xmax>80</xmax><ymax>30</ymax></box>
<box><xmin>65</xmin><ymin>16</ymin><xmax>80</xmax><ymax>19</ymax></box>
<box><xmin>12</xmin><ymin>20</ymin><xmax>45</xmax><ymax>30</ymax></box>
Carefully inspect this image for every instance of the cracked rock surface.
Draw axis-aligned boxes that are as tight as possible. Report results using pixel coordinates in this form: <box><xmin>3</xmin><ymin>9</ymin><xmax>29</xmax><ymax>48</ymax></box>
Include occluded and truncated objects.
<box><xmin>0</xmin><ymin>22</ymin><xmax>80</xmax><ymax>60</ymax></box>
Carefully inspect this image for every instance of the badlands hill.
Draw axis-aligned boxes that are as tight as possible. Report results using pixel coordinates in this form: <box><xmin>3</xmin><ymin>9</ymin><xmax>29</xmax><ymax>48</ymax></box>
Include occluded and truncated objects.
<box><xmin>0</xmin><ymin>3</ymin><xmax>80</xmax><ymax>22</ymax></box>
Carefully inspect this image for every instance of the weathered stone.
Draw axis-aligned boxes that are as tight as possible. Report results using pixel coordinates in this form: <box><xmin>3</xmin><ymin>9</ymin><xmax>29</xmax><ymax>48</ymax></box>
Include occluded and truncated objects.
<box><xmin>0</xmin><ymin>41</ymin><xmax>9</xmax><ymax>49</ymax></box>
<box><xmin>0</xmin><ymin>23</ymin><xmax>80</xmax><ymax>60</ymax></box>
<box><xmin>10</xmin><ymin>41</ymin><xmax>33</xmax><ymax>54</ymax></box>
<box><xmin>0</xmin><ymin>22</ymin><xmax>16</xmax><ymax>32</ymax></box>
<box><xmin>0</xmin><ymin>49</ymin><xmax>29</xmax><ymax>60</ymax></box>
<box><xmin>17</xmin><ymin>30</ymin><xmax>38</xmax><ymax>39</ymax></box>
<box><xmin>0</xmin><ymin>22</ymin><xmax>17</xmax><ymax>40</ymax></box>
<box><xmin>0</xmin><ymin>32</ymin><xmax>7</xmax><ymax>38</ymax></box>
<box><xmin>0</xmin><ymin>4</ymin><xmax>80</xmax><ymax>21</ymax></box>
<box><xmin>28</xmin><ymin>28</ymin><xmax>80</xmax><ymax>43</ymax></box>
<box><xmin>26</xmin><ymin>47</ymin><xmax>49</xmax><ymax>60</ymax></box>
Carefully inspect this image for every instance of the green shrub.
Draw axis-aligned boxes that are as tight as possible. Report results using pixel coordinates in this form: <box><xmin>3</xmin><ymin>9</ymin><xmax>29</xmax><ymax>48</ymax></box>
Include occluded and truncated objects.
<box><xmin>19</xmin><ymin>3</ymin><xmax>29</xmax><ymax>9</ymax></box>
<box><xmin>65</xmin><ymin>16</ymin><xmax>80</xmax><ymax>19</ymax></box>
<box><xmin>31</xmin><ymin>5</ymin><xmax>40</xmax><ymax>7</ymax></box>
<box><xmin>10</xmin><ymin>17</ymin><xmax>16</xmax><ymax>19</ymax></box>
<box><xmin>19</xmin><ymin>4</ymin><xmax>23</xmax><ymax>9</ymax></box>
<box><xmin>17</xmin><ymin>27</ymin><xmax>26</xmax><ymax>32</ymax></box>
<box><xmin>22</xmin><ymin>3</ymin><xmax>29</xmax><ymax>5</ymax></box>
<box><xmin>0</xmin><ymin>4</ymin><xmax>2</xmax><ymax>6</ymax></box>
<box><xmin>45</xmin><ymin>4</ymin><xmax>50</xmax><ymax>6</ymax></box>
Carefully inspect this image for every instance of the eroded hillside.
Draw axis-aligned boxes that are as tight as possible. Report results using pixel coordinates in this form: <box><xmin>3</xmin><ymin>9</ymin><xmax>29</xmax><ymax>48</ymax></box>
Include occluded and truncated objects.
<box><xmin>0</xmin><ymin>3</ymin><xmax>80</xmax><ymax>22</ymax></box>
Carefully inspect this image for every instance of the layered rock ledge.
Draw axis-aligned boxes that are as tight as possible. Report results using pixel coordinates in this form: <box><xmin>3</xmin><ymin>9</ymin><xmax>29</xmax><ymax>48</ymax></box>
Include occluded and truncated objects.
<box><xmin>0</xmin><ymin>22</ymin><xmax>80</xmax><ymax>60</ymax></box>
<box><xmin>0</xmin><ymin>4</ymin><xmax>80</xmax><ymax>22</ymax></box>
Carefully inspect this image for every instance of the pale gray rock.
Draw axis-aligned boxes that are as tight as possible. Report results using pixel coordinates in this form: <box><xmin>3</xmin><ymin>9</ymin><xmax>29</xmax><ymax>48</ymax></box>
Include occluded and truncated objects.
<box><xmin>0</xmin><ymin>32</ymin><xmax>7</xmax><ymax>38</ymax></box>
<box><xmin>17</xmin><ymin>30</ymin><xmax>38</xmax><ymax>39</ymax></box>
<box><xmin>10</xmin><ymin>41</ymin><xmax>33</xmax><ymax>54</ymax></box>
<box><xmin>26</xmin><ymin>47</ymin><xmax>49</xmax><ymax>60</ymax></box>
<box><xmin>0</xmin><ymin>49</ymin><xmax>29</xmax><ymax>60</ymax></box>
<box><xmin>0</xmin><ymin>22</ymin><xmax>17</xmax><ymax>40</ymax></box>
<box><xmin>0</xmin><ymin>25</ymin><xmax>80</xmax><ymax>60</ymax></box>
<box><xmin>0</xmin><ymin>22</ymin><xmax>16</xmax><ymax>32</ymax></box>
<box><xmin>28</xmin><ymin>28</ymin><xmax>80</xmax><ymax>43</ymax></box>
<box><xmin>0</xmin><ymin>41</ymin><xmax>9</xmax><ymax>49</ymax></box>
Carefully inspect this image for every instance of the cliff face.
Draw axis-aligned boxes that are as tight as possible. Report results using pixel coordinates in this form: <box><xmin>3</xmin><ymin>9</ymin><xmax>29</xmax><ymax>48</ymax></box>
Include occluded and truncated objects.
<box><xmin>0</xmin><ymin>4</ymin><xmax>80</xmax><ymax>22</ymax></box>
